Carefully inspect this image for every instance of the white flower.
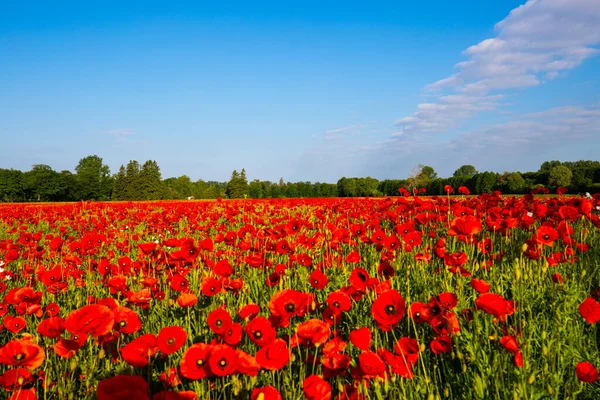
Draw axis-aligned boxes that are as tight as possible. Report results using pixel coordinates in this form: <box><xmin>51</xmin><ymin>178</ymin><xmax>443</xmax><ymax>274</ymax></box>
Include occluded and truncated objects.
<box><xmin>527</xmin><ymin>212</ymin><xmax>533</xmax><ymax>217</ymax></box>
<box><xmin>5</xmin><ymin>275</ymin><xmax>11</xmax><ymax>281</ymax></box>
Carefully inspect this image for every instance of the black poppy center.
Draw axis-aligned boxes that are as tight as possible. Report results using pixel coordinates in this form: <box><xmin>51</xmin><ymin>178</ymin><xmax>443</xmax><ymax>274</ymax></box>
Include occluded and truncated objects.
<box><xmin>167</xmin><ymin>338</ymin><xmax>175</xmax><ymax>345</ymax></box>
<box><xmin>333</xmin><ymin>301</ymin><xmax>340</xmax><ymax>308</ymax></box>
<box><xmin>219</xmin><ymin>359</ymin><xmax>227</xmax><ymax>367</ymax></box>
<box><xmin>254</xmin><ymin>331</ymin><xmax>262</xmax><ymax>338</ymax></box>
<box><xmin>15</xmin><ymin>353</ymin><xmax>24</xmax><ymax>361</ymax></box>
<box><xmin>196</xmin><ymin>359</ymin><xmax>204</xmax><ymax>367</ymax></box>
<box><xmin>385</xmin><ymin>305</ymin><xmax>396</xmax><ymax>315</ymax></box>
<box><xmin>543</xmin><ymin>234</ymin><xmax>550</xmax><ymax>240</ymax></box>
<box><xmin>119</xmin><ymin>321</ymin><xmax>127</xmax><ymax>328</ymax></box>
<box><xmin>285</xmin><ymin>303</ymin><xmax>296</xmax><ymax>313</ymax></box>
<box><xmin>216</xmin><ymin>320</ymin><xmax>223</xmax><ymax>327</ymax></box>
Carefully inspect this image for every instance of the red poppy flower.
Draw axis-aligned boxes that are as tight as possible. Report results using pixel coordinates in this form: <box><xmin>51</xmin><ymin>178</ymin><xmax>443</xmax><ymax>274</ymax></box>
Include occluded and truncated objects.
<box><xmin>576</xmin><ymin>361</ymin><xmax>599</xmax><ymax>383</ymax></box>
<box><xmin>256</xmin><ymin>339</ymin><xmax>290</xmax><ymax>371</ymax></box>
<box><xmin>475</xmin><ymin>293</ymin><xmax>515</xmax><ymax>321</ymax></box>
<box><xmin>53</xmin><ymin>334</ymin><xmax>86</xmax><ymax>359</ymax></box>
<box><xmin>513</xmin><ymin>351</ymin><xmax>523</xmax><ymax>368</ymax></box>
<box><xmin>265</xmin><ymin>272</ymin><xmax>281</xmax><ymax>287</ymax></box>
<box><xmin>268</xmin><ymin>289</ymin><xmax>310</xmax><ymax>327</ymax></box>
<box><xmin>356</xmin><ymin>351</ymin><xmax>386</xmax><ymax>379</ymax></box>
<box><xmin>371</xmin><ymin>290</ymin><xmax>406</xmax><ymax>331</ymax></box>
<box><xmin>470</xmin><ymin>279</ymin><xmax>491</xmax><ymax>294</ymax></box>
<box><xmin>208</xmin><ymin>344</ymin><xmax>238</xmax><ymax>377</ymax></box>
<box><xmin>238</xmin><ymin>304</ymin><xmax>260</xmax><ymax>320</ymax></box>
<box><xmin>438</xmin><ymin>292</ymin><xmax>458</xmax><ymax>310</ymax></box>
<box><xmin>345</xmin><ymin>251</ymin><xmax>360</xmax><ymax>264</ymax></box>
<box><xmin>245</xmin><ymin>316</ymin><xmax>276</xmax><ymax>347</ymax></box>
<box><xmin>251</xmin><ymin>386</ymin><xmax>282</xmax><ymax>400</ymax></box>
<box><xmin>157</xmin><ymin>326</ymin><xmax>187</xmax><ymax>355</ymax></box>
<box><xmin>309</xmin><ymin>269</ymin><xmax>328</xmax><ymax>290</ymax></box>
<box><xmin>114</xmin><ymin>306</ymin><xmax>142</xmax><ymax>335</ymax></box>
<box><xmin>349</xmin><ymin>327</ymin><xmax>371</xmax><ymax>351</ymax></box>
<box><xmin>0</xmin><ymin>368</ymin><xmax>34</xmax><ymax>392</ymax></box>
<box><xmin>551</xmin><ymin>273</ymin><xmax>564</xmax><ymax>284</ymax></box>
<box><xmin>45</xmin><ymin>303</ymin><xmax>60</xmax><ymax>317</ymax></box>
<box><xmin>394</xmin><ymin>337</ymin><xmax>420</xmax><ymax>365</ymax></box>
<box><xmin>223</xmin><ymin>323</ymin><xmax>243</xmax><ymax>347</ymax></box>
<box><xmin>499</xmin><ymin>336</ymin><xmax>519</xmax><ymax>354</ymax></box>
<box><xmin>448</xmin><ymin>215</ymin><xmax>482</xmax><ymax>237</ymax></box>
<box><xmin>0</xmin><ymin>339</ymin><xmax>45</xmax><ymax>370</ymax></box>
<box><xmin>579</xmin><ymin>297</ymin><xmax>600</xmax><ymax>324</ymax></box>
<box><xmin>180</xmin><ymin>343</ymin><xmax>212</xmax><ymax>380</ymax></box>
<box><xmin>37</xmin><ymin>316</ymin><xmax>65</xmax><ymax>338</ymax></box>
<box><xmin>430</xmin><ymin>335</ymin><xmax>452</xmax><ymax>354</ymax></box>
<box><xmin>348</xmin><ymin>268</ymin><xmax>371</xmax><ymax>290</ymax></box>
<box><xmin>303</xmin><ymin>375</ymin><xmax>331</xmax><ymax>400</ymax></box>
<box><xmin>201</xmin><ymin>277</ymin><xmax>222</xmax><ymax>297</ymax></box>
<box><xmin>207</xmin><ymin>308</ymin><xmax>233</xmax><ymax>335</ymax></box>
<box><xmin>177</xmin><ymin>293</ymin><xmax>198</xmax><ymax>308</ymax></box>
<box><xmin>409</xmin><ymin>302</ymin><xmax>431</xmax><ymax>323</ymax></box>
<box><xmin>170</xmin><ymin>275</ymin><xmax>189</xmax><ymax>292</ymax></box>
<box><xmin>97</xmin><ymin>375</ymin><xmax>150</xmax><ymax>400</ymax></box>
<box><xmin>535</xmin><ymin>226</ymin><xmax>559</xmax><ymax>246</ymax></box>
<box><xmin>213</xmin><ymin>259</ymin><xmax>233</xmax><ymax>277</ymax></box>
<box><xmin>326</xmin><ymin>291</ymin><xmax>352</xmax><ymax>313</ymax></box>
<box><xmin>7</xmin><ymin>388</ymin><xmax>37</xmax><ymax>400</ymax></box>
<box><xmin>64</xmin><ymin>304</ymin><xmax>115</xmax><ymax>337</ymax></box>
<box><xmin>290</xmin><ymin>319</ymin><xmax>331</xmax><ymax>348</ymax></box>
<box><xmin>236</xmin><ymin>349</ymin><xmax>260</xmax><ymax>377</ymax></box>
<box><xmin>3</xmin><ymin>316</ymin><xmax>26</xmax><ymax>333</ymax></box>
<box><xmin>121</xmin><ymin>334</ymin><xmax>158</xmax><ymax>367</ymax></box>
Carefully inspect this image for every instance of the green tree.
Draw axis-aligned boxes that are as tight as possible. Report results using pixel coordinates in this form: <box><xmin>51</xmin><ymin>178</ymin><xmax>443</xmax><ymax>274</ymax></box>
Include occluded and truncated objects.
<box><xmin>506</xmin><ymin>172</ymin><xmax>525</xmax><ymax>193</ymax></box>
<box><xmin>57</xmin><ymin>170</ymin><xmax>78</xmax><ymax>201</ymax></box>
<box><xmin>23</xmin><ymin>165</ymin><xmax>61</xmax><ymax>201</ymax></box>
<box><xmin>112</xmin><ymin>165</ymin><xmax>127</xmax><ymax>200</ymax></box>
<box><xmin>249</xmin><ymin>179</ymin><xmax>264</xmax><ymax>198</ymax></box>
<box><xmin>0</xmin><ymin>169</ymin><xmax>24</xmax><ymax>202</ymax></box>
<box><xmin>75</xmin><ymin>155</ymin><xmax>112</xmax><ymax>200</ymax></box>
<box><xmin>226</xmin><ymin>169</ymin><xmax>248</xmax><ymax>199</ymax></box>
<box><xmin>139</xmin><ymin>160</ymin><xmax>163</xmax><ymax>200</ymax></box>
<box><xmin>420</xmin><ymin>166</ymin><xmax>438</xmax><ymax>181</ymax></box>
<box><xmin>549</xmin><ymin>165</ymin><xmax>573</xmax><ymax>188</ymax></box>
<box><xmin>123</xmin><ymin>160</ymin><xmax>141</xmax><ymax>200</ymax></box>
<box><xmin>539</xmin><ymin>160</ymin><xmax>562</xmax><ymax>173</ymax></box>
<box><xmin>454</xmin><ymin>165</ymin><xmax>478</xmax><ymax>178</ymax></box>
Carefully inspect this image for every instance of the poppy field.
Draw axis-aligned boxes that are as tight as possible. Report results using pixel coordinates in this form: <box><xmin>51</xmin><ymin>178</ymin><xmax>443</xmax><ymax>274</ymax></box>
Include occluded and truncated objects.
<box><xmin>1</xmin><ymin>192</ymin><xmax>600</xmax><ymax>400</ymax></box>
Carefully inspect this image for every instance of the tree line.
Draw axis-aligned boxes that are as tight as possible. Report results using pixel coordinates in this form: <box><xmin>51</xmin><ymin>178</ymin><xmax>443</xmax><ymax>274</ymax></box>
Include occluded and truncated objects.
<box><xmin>1</xmin><ymin>156</ymin><xmax>599</xmax><ymax>202</ymax></box>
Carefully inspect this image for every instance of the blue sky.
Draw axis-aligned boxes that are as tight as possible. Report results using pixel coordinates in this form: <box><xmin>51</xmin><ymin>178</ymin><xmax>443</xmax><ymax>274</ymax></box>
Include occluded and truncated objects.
<box><xmin>1</xmin><ymin>0</ymin><xmax>599</xmax><ymax>183</ymax></box>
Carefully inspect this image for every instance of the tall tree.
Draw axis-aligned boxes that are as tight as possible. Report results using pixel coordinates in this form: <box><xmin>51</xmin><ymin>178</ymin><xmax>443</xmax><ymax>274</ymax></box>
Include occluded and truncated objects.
<box><xmin>75</xmin><ymin>155</ymin><xmax>112</xmax><ymax>200</ymax></box>
<box><xmin>23</xmin><ymin>165</ymin><xmax>61</xmax><ymax>201</ymax></box>
<box><xmin>112</xmin><ymin>165</ymin><xmax>127</xmax><ymax>200</ymax></box>
<box><xmin>454</xmin><ymin>165</ymin><xmax>477</xmax><ymax>178</ymax></box>
<box><xmin>123</xmin><ymin>160</ymin><xmax>141</xmax><ymax>200</ymax></box>
<box><xmin>549</xmin><ymin>165</ymin><xmax>573</xmax><ymax>188</ymax></box>
<box><xmin>139</xmin><ymin>160</ymin><xmax>163</xmax><ymax>200</ymax></box>
<box><xmin>0</xmin><ymin>169</ymin><xmax>24</xmax><ymax>202</ymax></box>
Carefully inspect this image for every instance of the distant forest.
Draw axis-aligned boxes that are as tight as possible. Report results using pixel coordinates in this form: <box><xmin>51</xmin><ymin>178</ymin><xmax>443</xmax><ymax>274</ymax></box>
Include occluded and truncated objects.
<box><xmin>1</xmin><ymin>156</ymin><xmax>599</xmax><ymax>202</ymax></box>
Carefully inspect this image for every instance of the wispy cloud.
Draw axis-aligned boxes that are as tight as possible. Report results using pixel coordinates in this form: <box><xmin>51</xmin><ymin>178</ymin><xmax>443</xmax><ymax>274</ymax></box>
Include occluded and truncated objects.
<box><xmin>396</xmin><ymin>0</ymin><xmax>600</xmax><ymax>136</ymax></box>
<box><xmin>93</xmin><ymin>128</ymin><xmax>137</xmax><ymax>144</ymax></box>
<box><xmin>323</xmin><ymin>124</ymin><xmax>365</xmax><ymax>140</ymax></box>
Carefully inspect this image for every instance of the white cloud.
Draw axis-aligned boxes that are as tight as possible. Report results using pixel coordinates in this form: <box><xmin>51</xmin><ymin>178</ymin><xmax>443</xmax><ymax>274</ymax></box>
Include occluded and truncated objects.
<box><xmin>396</xmin><ymin>0</ymin><xmax>600</xmax><ymax>135</ymax></box>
